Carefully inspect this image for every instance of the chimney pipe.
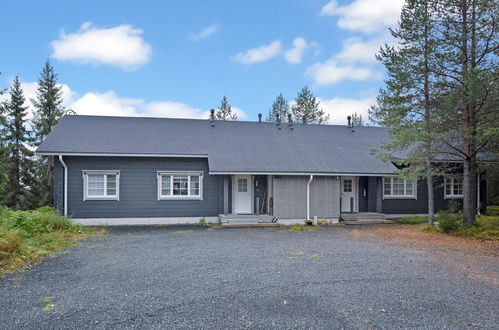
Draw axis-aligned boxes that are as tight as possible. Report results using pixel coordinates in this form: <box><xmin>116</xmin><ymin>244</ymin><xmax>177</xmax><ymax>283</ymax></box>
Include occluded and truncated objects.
<box><xmin>347</xmin><ymin>115</ymin><xmax>351</xmax><ymax>129</ymax></box>
<box><xmin>210</xmin><ymin>109</ymin><xmax>215</xmax><ymax>126</ymax></box>
<box><xmin>258</xmin><ymin>113</ymin><xmax>262</xmax><ymax>123</ymax></box>
<box><xmin>276</xmin><ymin>113</ymin><xmax>281</xmax><ymax>129</ymax></box>
<box><xmin>302</xmin><ymin>116</ymin><xmax>307</xmax><ymax>125</ymax></box>
<box><xmin>288</xmin><ymin>113</ymin><xmax>293</xmax><ymax>129</ymax></box>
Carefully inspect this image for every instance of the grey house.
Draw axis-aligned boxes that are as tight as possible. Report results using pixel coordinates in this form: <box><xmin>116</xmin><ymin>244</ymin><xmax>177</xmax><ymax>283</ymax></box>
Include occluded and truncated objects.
<box><xmin>36</xmin><ymin>114</ymin><xmax>486</xmax><ymax>225</ymax></box>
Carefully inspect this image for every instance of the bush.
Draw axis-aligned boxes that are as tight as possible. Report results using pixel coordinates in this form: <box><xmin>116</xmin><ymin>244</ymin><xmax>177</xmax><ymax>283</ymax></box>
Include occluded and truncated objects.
<box><xmin>0</xmin><ymin>207</ymin><xmax>97</xmax><ymax>274</ymax></box>
<box><xmin>436</xmin><ymin>211</ymin><xmax>462</xmax><ymax>233</ymax></box>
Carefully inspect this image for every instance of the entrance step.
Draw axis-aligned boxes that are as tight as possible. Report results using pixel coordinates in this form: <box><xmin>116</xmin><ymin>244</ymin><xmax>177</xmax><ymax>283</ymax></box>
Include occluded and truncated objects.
<box><xmin>219</xmin><ymin>214</ymin><xmax>276</xmax><ymax>224</ymax></box>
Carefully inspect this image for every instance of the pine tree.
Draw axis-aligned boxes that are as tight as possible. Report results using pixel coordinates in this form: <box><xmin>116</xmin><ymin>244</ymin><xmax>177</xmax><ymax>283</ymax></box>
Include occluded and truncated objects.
<box><xmin>434</xmin><ymin>0</ymin><xmax>499</xmax><ymax>226</ymax></box>
<box><xmin>31</xmin><ymin>60</ymin><xmax>65</xmax><ymax>207</ymax></box>
<box><xmin>351</xmin><ymin>113</ymin><xmax>365</xmax><ymax>126</ymax></box>
<box><xmin>215</xmin><ymin>96</ymin><xmax>237</xmax><ymax>120</ymax></box>
<box><xmin>291</xmin><ymin>86</ymin><xmax>329</xmax><ymax>124</ymax></box>
<box><xmin>370</xmin><ymin>0</ymin><xmax>442</xmax><ymax>225</ymax></box>
<box><xmin>266</xmin><ymin>93</ymin><xmax>289</xmax><ymax>122</ymax></box>
<box><xmin>4</xmin><ymin>76</ymin><xmax>35</xmax><ymax>209</ymax></box>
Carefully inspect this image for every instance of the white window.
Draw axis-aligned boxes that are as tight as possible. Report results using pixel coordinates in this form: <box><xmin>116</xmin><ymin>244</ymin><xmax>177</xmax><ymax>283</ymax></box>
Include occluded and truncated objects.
<box><xmin>157</xmin><ymin>172</ymin><xmax>203</xmax><ymax>200</ymax></box>
<box><xmin>383</xmin><ymin>177</ymin><xmax>416</xmax><ymax>199</ymax></box>
<box><xmin>83</xmin><ymin>171</ymin><xmax>120</xmax><ymax>201</ymax></box>
<box><xmin>343</xmin><ymin>179</ymin><xmax>353</xmax><ymax>192</ymax></box>
<box><xmin>445</xmin><ymin>176</ymin><xmax>463</xmax><ymax>198</ymax></box>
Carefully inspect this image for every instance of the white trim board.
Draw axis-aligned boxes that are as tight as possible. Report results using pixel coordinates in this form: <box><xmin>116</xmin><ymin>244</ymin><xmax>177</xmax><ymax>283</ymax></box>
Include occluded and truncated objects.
<box><xmin>36</xmin><ymin>152</ymin><xmax>208</xmax><ymax>158</ymax></box>
<box><xmin>72</xmin><ymin>217</ymin><xmax>219</xmax><ymax>226</ymax></box>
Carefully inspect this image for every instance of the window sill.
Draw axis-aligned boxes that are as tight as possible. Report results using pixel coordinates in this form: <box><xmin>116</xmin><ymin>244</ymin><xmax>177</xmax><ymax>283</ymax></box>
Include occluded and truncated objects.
<box><xmin>84</xmin><ymin>197</ymin><xmax>119</xmax><ymax>201</ymax></box>
<box><xmin>383</xmin><ymin>196</ymin><xmax>417</xmax><ymax>200</ymax></box>
<box><xmin>158</xmin><ymin>196</ymin><xmax>202</xmax><ymax>201</ymax></box>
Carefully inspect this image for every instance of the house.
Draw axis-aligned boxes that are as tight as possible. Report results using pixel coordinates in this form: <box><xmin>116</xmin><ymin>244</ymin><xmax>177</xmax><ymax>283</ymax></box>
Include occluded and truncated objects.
<box><xmin>36</xmin><ymin>113</ymin><xmax>487</xmax><ymax>225</ymax></box>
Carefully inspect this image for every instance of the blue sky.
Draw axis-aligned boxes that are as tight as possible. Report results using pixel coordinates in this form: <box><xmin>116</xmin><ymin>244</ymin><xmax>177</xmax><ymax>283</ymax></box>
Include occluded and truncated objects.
<box><xmin>0</xmin><ymin>0</ymin><xmax>403</xmax><ymax>124</ymax></box>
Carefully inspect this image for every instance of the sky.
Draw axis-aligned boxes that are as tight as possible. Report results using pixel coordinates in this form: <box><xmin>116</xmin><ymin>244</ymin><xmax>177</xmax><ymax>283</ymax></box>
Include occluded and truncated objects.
<box><xmin>0</xmin><ymin>0</ymin><xmax>404</xmax><ymax>124</ymax></box>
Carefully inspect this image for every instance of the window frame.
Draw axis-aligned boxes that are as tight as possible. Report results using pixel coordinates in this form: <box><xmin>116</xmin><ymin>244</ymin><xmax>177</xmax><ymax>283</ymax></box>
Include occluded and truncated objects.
<box><xmin>82</xmin><ymin>170</ymin><xmax>120</xmax><ymax>201</ymax></box>
<box><xmin>382</xmin><ymin>177</ymin><xmax>417</xmax><ymax>199</ymax></box>
<box><xmin>157</xmin><ymin>171</ymin><xmax>203</xmax><ymax>200</ymax></box>
<box><xmin>444</xmin><ymin>176</ymin><xmax>464</xmax><ymax>199</ymax></box>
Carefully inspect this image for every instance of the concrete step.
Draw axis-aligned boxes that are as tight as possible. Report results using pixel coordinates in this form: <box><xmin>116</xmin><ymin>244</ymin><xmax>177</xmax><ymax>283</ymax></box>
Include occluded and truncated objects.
<box><xmin>341</xmin><ymin>213</ymin><xmax>386</xmax><ymax>221</ymax></box>
<box><xmin>221</xmin><ymin>222</ymin><xmax>278</xmax><ymax>228</ymax></box>
<box><xmin>342</xmin><ymin>220</ymin><xmax>394</xmax><ymax>225</ymax></box>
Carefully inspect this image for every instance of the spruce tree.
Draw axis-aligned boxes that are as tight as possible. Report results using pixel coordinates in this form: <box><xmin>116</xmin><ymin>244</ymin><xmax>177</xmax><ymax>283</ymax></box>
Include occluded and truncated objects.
<box><xmin>31</xmin><ymin>60</ymin><xmax>65</xmax><ymax>207</ymax></box>
<box><xmin>370</xmin><ymin>0</ymin><xmax>442</xmax><ymax>225</ymax></box>
<box><xmin>4</xmin><ymin>76</ymin><xmax>34</xmax><ymax>209</ymax></box>
<box><xmin>266</xmin><ymin>93</ymin><xmax>289</xmax><ymax>122</ymax></box>
<box><xmin>215</xmin><ymin>96</ymin><xmax>237</xmax><ymax>120</ymax></box>
<box><xmin>291</xmin><ymin>86</ymin><xmax>329</xmax><ymax>124</ymax></box>
<box><xmin>0</xmin><ymin>74</ymin><xmax>9</xmax><ymax>204</ymax></box>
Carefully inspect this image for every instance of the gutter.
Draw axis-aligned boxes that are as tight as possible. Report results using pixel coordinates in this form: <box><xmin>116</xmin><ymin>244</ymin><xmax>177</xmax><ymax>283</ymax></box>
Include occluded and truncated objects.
<box><xmin>306</xmin><ymin>175</ymin><xmax>314</xmax><ymax>221</ymax></box>
<box><xmin>59</xmin><ymin>155</ymin><xmax>68</xmax><ymax>217</ymax></box>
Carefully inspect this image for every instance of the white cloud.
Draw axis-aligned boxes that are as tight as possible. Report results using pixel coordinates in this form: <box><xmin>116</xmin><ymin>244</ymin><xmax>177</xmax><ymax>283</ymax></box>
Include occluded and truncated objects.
<box><xmin>319</xmin><ymin>96</ymin><xmax>375</xmax><ymax>125</ymax></box>
<box><xmin>1</xmin><ymin>79</ymin><xmax>246</xmax><ymax>120</ymax></box>
<box><xmin>285</xmin><ymin>37</ymin><xmax>310</xmax><ymax>64</ymax></box>
<box><xmin>334</xmin><ymin>37</ymin><xmax>386</xmax><ymax>63</ymax></box>
<box><xmin>189</xmin><ymin>25</ymin><xmax>220</xmax><ymax>41</ymax></box>
<box><xmin>320</xmin><ymin>0</ymin><xmax>404</xmax><ymax>33</ymax></box>
<box><xmin>51</xmin><ymin>22</ymin><xmax>152</xmax><ymax>70</ymax></box>
<box><xmin>232</xmin><ymin>40</ymin><xmax>282</xmax><ymax>64</ymax></box>
<box><xmin>306</xmin><ymin>59</ymin><xmax>379</xmax><ymax>86</ymax></box>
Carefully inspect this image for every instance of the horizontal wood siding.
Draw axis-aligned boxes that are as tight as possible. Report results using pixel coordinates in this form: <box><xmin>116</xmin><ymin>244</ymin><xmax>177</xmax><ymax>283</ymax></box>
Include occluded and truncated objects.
<box><xmin>382</xmin><ymin>177</ymin><xmax>463</xmax><ymax>214</ymax></box>
<box><xmin>59</xmin><ymin>156</ymin><xmax>221</xmax><ymax>218</ymax></box>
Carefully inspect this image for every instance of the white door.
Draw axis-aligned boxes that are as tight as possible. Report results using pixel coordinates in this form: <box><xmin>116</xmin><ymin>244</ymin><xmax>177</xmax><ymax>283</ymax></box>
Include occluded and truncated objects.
<box><xmin>341</xmin><ymin>177</ymin><xmax>356</xmax><ymax>213</ymax></box>
<box><xmin>233</xmin><ymin>175</ymin><xmax>252</xmax><ymax>214</ymax></box>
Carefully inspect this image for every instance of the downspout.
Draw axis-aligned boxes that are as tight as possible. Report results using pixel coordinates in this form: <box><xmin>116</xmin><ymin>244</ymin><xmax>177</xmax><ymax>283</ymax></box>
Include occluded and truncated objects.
<box><xmin>306</xmin><ymin>175</ymin><xmax>314</xmax><ymax>221</ymax></box>
<box><xmin>59</xmin><ymin>155</ymin><xmax>68</xmax><ymax>217</ymax></box>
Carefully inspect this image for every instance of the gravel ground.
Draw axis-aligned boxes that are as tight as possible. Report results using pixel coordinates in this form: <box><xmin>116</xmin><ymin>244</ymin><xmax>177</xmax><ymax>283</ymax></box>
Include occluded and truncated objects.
<box><xmin>1</xmin><ymin>225</ymin><xmax>498</xmax><ymax>329</ymax></box>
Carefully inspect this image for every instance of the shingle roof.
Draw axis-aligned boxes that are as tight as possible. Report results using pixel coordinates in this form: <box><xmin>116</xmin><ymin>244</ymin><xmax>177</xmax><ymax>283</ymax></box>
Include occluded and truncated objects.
<box><xmin>37</xmin><ymin>115</ymin><xmax>398</xmax><ymax>174</ymax></box>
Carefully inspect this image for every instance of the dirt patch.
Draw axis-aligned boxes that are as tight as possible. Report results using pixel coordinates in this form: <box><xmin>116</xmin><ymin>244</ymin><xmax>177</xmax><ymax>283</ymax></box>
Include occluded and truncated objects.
<box><xmin>354</xmin><ymin>224</ymin><xmax>499</xmax><ymax>286</ymax></box>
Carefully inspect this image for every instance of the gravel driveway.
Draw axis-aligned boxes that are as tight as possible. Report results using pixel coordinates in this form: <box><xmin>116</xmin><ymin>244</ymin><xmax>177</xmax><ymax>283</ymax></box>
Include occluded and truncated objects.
<box><xmin>1</xmin><ymin>225</ymin><xmax>497</xmax><ymax>329</ymax></box>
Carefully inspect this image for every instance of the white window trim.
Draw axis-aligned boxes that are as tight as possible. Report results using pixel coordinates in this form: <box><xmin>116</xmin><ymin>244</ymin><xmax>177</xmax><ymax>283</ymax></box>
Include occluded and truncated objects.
<box><xmin>82</xmin><ymin>170</ymin><xmax>120</xmax><ymax>201</ymax></box>
<box><xmin>157</xmin><ymin>171</ymin><xmax>203</xmax><ymax>201</ymax></box>
<box><xmin>382</xmin><ymin>177</ymin><xmax>417</xmax><ymax>199</ymax></box>
<box><xmin>444</xmin><ymin>177</ymin><xmax>464</xmax><ymax>199</ymax></box>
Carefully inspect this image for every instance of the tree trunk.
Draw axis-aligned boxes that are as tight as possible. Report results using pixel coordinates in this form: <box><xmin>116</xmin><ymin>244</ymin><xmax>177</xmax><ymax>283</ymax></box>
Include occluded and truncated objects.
<box><xmin>426</xmin><ymin>169</ymin><xmax>434</xmax><ymax>225</ymax></box>
<box><xmin>462</xmin><ymin>156</ymin><xmax>477</xmax><ymax>226</ymax></box>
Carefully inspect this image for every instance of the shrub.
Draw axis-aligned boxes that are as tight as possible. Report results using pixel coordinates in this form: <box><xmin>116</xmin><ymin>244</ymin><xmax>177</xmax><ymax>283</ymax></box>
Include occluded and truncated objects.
<box><xmin>436</xmin><ymin>211</ymin><xmax>462</xmax><ymax>233</ymax></box>
<box><xmin>198</xmin><ymin>217</ymin><xmax>207</xmax><ymax>226</ymax></box>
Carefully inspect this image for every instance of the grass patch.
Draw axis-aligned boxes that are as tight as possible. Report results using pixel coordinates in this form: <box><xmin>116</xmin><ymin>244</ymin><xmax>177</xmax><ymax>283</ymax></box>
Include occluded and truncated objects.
<box><xmin>285</xmin><ymin>224</ymin><xmax>318</xmax><ymax>232</ymax></box>
<box><xmin>416</xmin><ymin>214</ymin><xmax>499</xmax><ymax>240</ymax></box>
<box><xmin>0</xmin><ymin>206</ymin><xmax>103</xmax><ymax>275</ymax></box>
<box><xmin>393</xmin><ymin>216</ymin><xmax>428</xmax><ymax>224</ymax></box>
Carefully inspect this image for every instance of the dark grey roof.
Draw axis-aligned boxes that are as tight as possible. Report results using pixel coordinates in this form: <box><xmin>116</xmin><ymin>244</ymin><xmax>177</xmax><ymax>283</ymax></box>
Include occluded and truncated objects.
<box><xmin>37</xmin><ymin>115</ymin><xmax>398</xmax><ymax>174</ymax></box>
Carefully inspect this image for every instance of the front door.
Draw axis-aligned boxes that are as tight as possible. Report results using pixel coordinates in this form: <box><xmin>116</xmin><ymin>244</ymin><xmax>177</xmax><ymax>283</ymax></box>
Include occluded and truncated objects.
<box><xmin>233</xmin><ymin>175</ymin><xmax>252</xmax><ymax>214</ymax></box>
<box><xmin>341</xmin><ymin>177</ymin><xmax>356</xmax><ymax>213</ymax></box>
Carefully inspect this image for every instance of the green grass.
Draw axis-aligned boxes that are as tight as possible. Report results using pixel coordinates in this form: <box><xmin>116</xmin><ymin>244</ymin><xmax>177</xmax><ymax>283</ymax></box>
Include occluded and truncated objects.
<box><xmin>393</xmin><ymin>216</ymin><xmax>428</xmax><ymax>224</ymax></box>
<box><xmin>0</xmin><ymin>206</ymin><xmax>103</xmax><ymax>275</ymax></box>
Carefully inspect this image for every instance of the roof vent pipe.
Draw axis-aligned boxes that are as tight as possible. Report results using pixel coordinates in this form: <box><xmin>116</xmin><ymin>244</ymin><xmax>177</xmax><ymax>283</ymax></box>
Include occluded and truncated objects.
<box><xmin>276</xmin><ymin>113</ymin><xmax>281</xmax><ymax>129</ymax></box>
<box><xmin>288</xmin><ymin>113</ymin><xmax>293</xmax><ymax>129</ymax></box>
<box><xmin>347</xmin><ymin>115</ymin><xmax>352</xmax><ymax>129</ymax></box>
<box><xmin>258</xmin><ymin>113</ymin><xmax>262</xmax><ymax>123</ymax></box>
<box><xmin>302</xmin><ymin>116</ymin><xmax>307</xmax><ymax>125</ymax></box>
<box><xmin>210</xmin><ymin>109</ymin><xmax>215</xmax><ymax>126</ymax></box>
